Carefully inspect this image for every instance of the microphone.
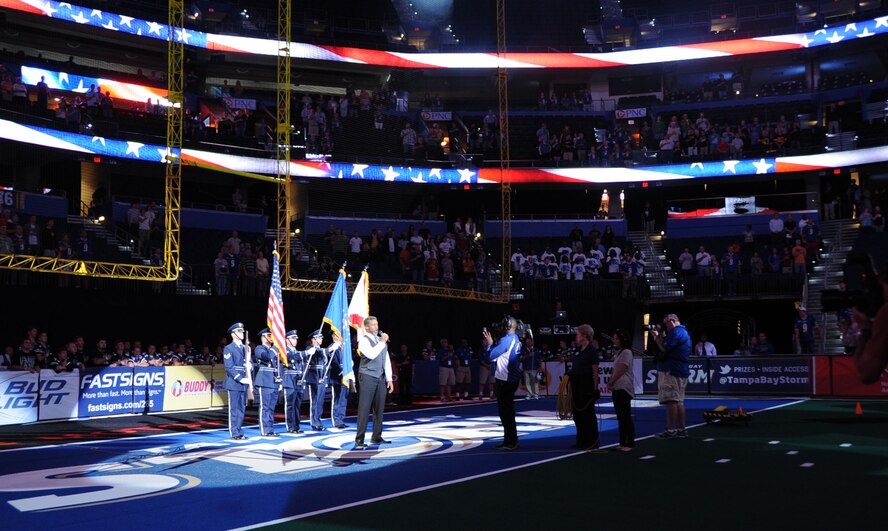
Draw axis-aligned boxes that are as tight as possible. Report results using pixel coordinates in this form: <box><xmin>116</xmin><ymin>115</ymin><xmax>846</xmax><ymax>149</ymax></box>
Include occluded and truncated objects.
<box><xmin>377</xmin><ymin>331</ymin><xmax>388</xmax><ymax>342</ymax></box>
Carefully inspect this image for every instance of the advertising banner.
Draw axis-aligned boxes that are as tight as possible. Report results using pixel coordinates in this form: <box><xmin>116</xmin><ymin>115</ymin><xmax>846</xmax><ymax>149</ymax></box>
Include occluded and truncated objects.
<box><xmin>708</xmin><ymin>357</ymin><xmax>811</xmax><ymax>395</ymax></box>
<box><xmin>78</xmin><ymin>367</ymin><xmax>165</xmax><ymax>417</ymax></box>
<box><xmin>615</xmin><ymin>108</ymin><xmax>647</xmax><ymax>119</ymax></box>
<box><xmin>210</xmin><ymin>365</ymin><xmax>228</xmax><ymax>407</ymax></box>
<box><xmin>830</xmin><ymin>356</ymin><xmax>888</xmax><ymax>396</ymax></box>
<box><xmin>163</xmin><ymin>366</ymin><xmax>214</xmax><ymax>411</ymax></box>
<box><xmin>421</xmin><ymin>111</ymin><xmax>451</xmax><ymax>122</ymax></box>
<box><xmin>596</xmin><ymin>359</ymin><xmax>644</xmax><ymax>396</ymax></box>
<box><xmin>642</xmin><ymin>358</ymin><xmax>711</xmax><ymax>395</ymax></box>
<box><xmin>551</xmin><ymin>359</ymin><xmax>645</xmax><ymax>397</ymax></box>
<box><xmin>0</xmin><ymin>371</ymin><xmax>39</xmax><ymax>426</ymax></box>
<box><xmin>222</xmin><ymin>97</ymin><xmax>257</xmax><ymax>110</ymax></box>
<box><xmin>37</xmin><ymin>369</ymin><xmax>80</xmax><ymax>421</ymax></box>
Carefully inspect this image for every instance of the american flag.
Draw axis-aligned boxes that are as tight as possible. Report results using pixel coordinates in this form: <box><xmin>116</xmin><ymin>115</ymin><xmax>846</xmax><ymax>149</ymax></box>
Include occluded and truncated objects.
<box><xmin>267</xmin><ymin>247</ymin><xmax>288</xmax><ymax>367</ymax></box>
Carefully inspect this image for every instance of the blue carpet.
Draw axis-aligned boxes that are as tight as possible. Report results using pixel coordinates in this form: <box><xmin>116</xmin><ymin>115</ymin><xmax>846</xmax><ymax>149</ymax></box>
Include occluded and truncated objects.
<box><xmin>0</xmin><ymin>397</ymin><xmax>799</xmax><ymax>530</ymax></box>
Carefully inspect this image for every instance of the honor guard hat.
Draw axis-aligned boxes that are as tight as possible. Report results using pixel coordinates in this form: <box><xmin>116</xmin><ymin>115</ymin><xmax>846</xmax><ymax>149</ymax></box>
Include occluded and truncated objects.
<box><xmin>259</xmin><ymin>328</ymin><xmax>272</xmax><ymax>336</ymax></box>
<box><xmin>227</xmin><ymin>322</ymin><xmax>244</xmax><ymax>334</ymax></box>
<box><xmin>286</xmin><ymin>329</ymin><xmax>299</xmax><ymax>338</ymax></box>
<box><xmin>311</xmin><ymin>329</ymin><xmax>323</xmax><ymax>338</ymax></box>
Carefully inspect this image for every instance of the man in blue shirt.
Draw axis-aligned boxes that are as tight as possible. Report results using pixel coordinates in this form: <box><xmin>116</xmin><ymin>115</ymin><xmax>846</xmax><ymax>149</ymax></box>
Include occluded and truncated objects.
<box><xmin>520</xmin><ymin>337</ymin><xmax>540</xmax><ymax>399</ymax></box>
<box><xmin>437</xmin><ymin>338</ymin><xmax>455</xmax><ymax>402</ymax></box>
<box><xmin>482</xmin><ymin>318</ymin><xmax>523</xmax><ymax>450</ymax></box>
<box><xmin>223</xmin><ymin>322</ymin><xmax>251</xmax><ymax>440</ymax></box>
<box><xmin>454</xmin><ymin>339</ymin><xmax>473</xmax><ymax>400</ymax></box>
<box><xmin>794</xmin><ymin>307</ymin><xmax>818</xmax><ymax>354</ymax></box>
<box><xmin>751</xmin><ymin>332</ymin><xmax>775</xmax><ymax>355</ymax></box>
<box><xmin>650</xmin><ymin>313</ymin><xmax>691</xmax><ymax>439</ymax></box>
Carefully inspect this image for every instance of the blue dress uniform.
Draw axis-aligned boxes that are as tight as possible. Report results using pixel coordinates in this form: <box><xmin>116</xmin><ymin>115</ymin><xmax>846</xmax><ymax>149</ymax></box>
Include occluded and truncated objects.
<box><xmin>254</xmin><ymin>329</ymin><xmax>282</xmax><ymax>436</ymax></box>
<box><xmin>304</xmin><ymin>329</ymin><xmax>330</xmax><ymax>430</ymax></box>
<box><xmin>223</xmin><ymin>322</ymin><xmax>250</xmax><ymax>439</ymax></box>
<box><xmin>283</xmin><ymin>330</ymin><xmax>309</xmax><ymax>433</ymax></box>
<box><xmin>328</xmin><ymin>345</ymin><xmax>350</xmax><ymax>428</ymax></box>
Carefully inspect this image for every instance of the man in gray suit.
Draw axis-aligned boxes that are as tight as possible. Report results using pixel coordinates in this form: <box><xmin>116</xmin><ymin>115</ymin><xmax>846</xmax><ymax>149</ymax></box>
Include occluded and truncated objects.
<box><xmin>354</xmin><ymin>316</ymin><xmax>394</xmax><ymax>448</ymax></box>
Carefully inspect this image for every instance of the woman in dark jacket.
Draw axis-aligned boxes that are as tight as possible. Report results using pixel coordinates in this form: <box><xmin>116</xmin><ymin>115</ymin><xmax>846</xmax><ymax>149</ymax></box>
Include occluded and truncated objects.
<box><xmin>566</xmin><ymin>324</ymin><xmax>600</xmax><ymax>450</ymax></box>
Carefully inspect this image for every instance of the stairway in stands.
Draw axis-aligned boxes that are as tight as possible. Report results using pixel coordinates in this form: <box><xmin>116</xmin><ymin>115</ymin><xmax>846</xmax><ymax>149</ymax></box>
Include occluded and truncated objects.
<box><xmin>805</xmin><ymin>218</ymin><xmax>859</xmax><ymax>354</ymax></box>
<box><xmin>265</xmin><ymin>228</ymin><xmax>311</xmax><ymax>264</ymax></box>
<box><xmin>66</xmin><ymin>215</ymin><xmax>146</xmax><ymax>264</ymax></box>
<box><xmin>626</xmin><ymin>230</ymin><xmax>683</xmax><ymax>299</ymax></box>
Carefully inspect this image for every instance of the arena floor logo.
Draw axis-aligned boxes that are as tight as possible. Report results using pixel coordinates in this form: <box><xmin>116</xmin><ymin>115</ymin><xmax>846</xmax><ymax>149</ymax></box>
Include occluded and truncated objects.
<box><xmin>0</xmin><ymin>411</ymin><xmax>573</xmax><ymax>513</ymax></box>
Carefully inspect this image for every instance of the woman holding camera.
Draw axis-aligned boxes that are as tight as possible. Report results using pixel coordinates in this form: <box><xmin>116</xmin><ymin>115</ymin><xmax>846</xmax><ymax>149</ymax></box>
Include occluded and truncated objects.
<box><xmin>566</xmin><ymin>324</ymin><xmax>600</xmax><ymax>451</ymax></box>
<box><xmin>607</xmin><ymin>330</ymin><xmax>635</xmax><ymax>451</ymax></box>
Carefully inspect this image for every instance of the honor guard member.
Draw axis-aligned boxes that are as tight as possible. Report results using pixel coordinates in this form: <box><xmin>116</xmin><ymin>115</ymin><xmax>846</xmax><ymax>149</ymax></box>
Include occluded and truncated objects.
<box><xmin>305</xmin><ymin>329</ymin><xmax>331</xmax><ymax>431</ymax></box>
<box><xmin>254</xmin><ymin>328</ymin><xmax>282</xmax><ymax>437</ymax></box>
<box><xmin>283</xmin><ymin>329</ymin><xmax>309</xmax><ymax>433</ymax></box>
<box><xmin>223</xmin><ymin>323</ymin><xmax>252</xmax><ymax>440</ymax></box>
<box><xmin>327</xmin><ymin>332</ymin><xmax>351</xmax><ymax>428</ymax></box>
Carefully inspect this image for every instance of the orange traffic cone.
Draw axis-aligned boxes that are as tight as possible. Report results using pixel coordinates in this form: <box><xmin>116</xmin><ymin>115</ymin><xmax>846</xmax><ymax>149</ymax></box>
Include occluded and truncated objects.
<box><xmin>855</xmin><ymin>402</ymin><xmax>863</xmax><ymax>415</ymax></box>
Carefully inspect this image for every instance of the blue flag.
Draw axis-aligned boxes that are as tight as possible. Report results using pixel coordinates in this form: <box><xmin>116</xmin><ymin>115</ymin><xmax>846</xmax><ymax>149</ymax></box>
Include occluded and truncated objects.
<box><xmin>322</xmin><ymin>269</ymin><xmax>354</xmax><ymax>386</ymax></box>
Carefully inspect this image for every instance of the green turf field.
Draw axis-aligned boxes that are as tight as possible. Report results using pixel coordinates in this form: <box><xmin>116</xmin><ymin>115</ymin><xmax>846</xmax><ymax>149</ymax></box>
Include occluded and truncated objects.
<box><xmin>288</xmin><ymin>399</ymin><xmax>888</xmax><ymax>531</ymax></box>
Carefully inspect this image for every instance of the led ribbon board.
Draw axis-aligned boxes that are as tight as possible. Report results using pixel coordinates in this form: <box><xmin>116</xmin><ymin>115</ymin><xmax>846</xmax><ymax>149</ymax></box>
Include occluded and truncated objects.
<box><xmin>20</xmin><ymin>66</ymin><xmax>172</xmax><ymax>106</ymax></box>
<box><xmin>1</xmin><ymin>117</ymin><xmax>887</xmax><ymax>184</ymax></box>
<box><xmin>1</xmin><ymin>0</ymin><xmax>886</xmax><ymax>68</ymax></box>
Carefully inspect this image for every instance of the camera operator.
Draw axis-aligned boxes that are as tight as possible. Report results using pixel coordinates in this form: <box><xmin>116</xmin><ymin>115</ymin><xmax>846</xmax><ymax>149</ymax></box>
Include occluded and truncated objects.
<box><xmin>851</xmin><ymin>276</ymin><xmax>888</xmax><ymax>384</ymax></box>
<box><xmin>650</xmin><ymin>314</ymin><xmax>691</xmax><ymax>439</ymax></box>
<box><xmin>482</xmin><ymin>317</ymin><xmax>523</xmax><ymax>450</ymax></box>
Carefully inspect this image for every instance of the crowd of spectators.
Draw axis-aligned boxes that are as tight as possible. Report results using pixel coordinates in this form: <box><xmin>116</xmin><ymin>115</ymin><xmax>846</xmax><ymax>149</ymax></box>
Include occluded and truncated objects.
<box><xmin>509</xmin><ymin>224</ymin><xmax>645</xmax><ymax>296</ymax></box>
<box><xmin>846</xmin><ymin>179</ymin><xmax>888</xmax><ymax>233</ymax></box>
<box><xmin>641</xmin><ymin>111</ymin><xmax>806</xmax><ymax>163</ymax></box>
<box><xmin>673</xmin><ymin>213</ymin><xmax>820</xmax><ymax>297</ymax></box>
<box><xmin>306</xmin><ymin>217</ymin><xmax>492</xmax><ymax>291</ymax></box>
<box><xmin>211</xmin><ymin>230</ymin><xmax>272</xmax><ymax>297</ymax></box>
<box><xmin>0</xmin><ymin>327</ymin><xmax>227</xmax><ymax>372</ymax></box>
<box><xmin>0</xmin><ymin>209</ymin><xmax>101</xmax><ymax>285</ymax></box>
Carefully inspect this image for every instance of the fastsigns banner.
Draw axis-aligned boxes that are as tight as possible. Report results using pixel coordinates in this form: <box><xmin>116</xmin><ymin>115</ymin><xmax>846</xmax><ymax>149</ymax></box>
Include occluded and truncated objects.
<box><xmin>0</xmin><ymin>371</ymin><xmax>39</xmax><ymax>426</ymax></box>
<box><xmin>78</xmin><ymin>367</ymin><xmax>165</xmax><ymax>417</ymax></box>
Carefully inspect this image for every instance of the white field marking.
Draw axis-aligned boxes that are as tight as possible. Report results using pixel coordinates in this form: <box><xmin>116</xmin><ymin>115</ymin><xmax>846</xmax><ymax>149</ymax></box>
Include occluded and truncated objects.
<box><xmin>234</xmin><ymin>398</ymin><xmax>809</xmax><ymax>529</ymax></box>
<box><xmin>1</xmin><ymin>397</ymin><xmax>807</xmax><ymax>455</ymax></box>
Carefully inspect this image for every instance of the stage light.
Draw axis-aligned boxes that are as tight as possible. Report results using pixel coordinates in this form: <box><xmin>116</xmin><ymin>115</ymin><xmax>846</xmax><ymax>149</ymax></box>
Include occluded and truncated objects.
<box><xmin>97</xmin><ymin>215</ymin><xmax>106</xmax><ymax>222</ymax></box>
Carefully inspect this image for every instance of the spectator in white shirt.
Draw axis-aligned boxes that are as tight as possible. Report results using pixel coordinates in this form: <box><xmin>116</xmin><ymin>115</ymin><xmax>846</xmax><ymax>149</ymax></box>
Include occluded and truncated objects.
<box><xmin>678</xmin><ymin>247</ymin><xmax>694</xmax><ymax>276</ymax></box>
<box><xmin>695</xmin><ymin>245</ymin><xmax>711</xmax><ymax>277</ymax></box>
<box><xmin>695</xmin><ymin>335</ymin><xmax>717</xmax><ymax>357</ymax></box>
<box><xmin>769</xmin><ymin>213</ymin><xmax>785</xmax><ymax>246</ymax></box>
<box><xmin>349</xmin><ymin>232</ymin><xmax>363</xmax><ymax>256</ymax></box>
<box><xmin>572</xmin><ymin>260</ymin><xmax>585</xmax><ymax>280</ymax></box>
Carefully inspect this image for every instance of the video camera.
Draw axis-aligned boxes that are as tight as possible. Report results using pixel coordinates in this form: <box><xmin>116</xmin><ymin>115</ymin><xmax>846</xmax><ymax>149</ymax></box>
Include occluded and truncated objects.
<box><xmin>486</xmin><ymin>315</ymin><xmax>534</xmax><ymax>342</ymax></box>
<box><xmin>821</xmin><ymin>252</ymin><xmax>883</xmax><ymax>316</ymax></box>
